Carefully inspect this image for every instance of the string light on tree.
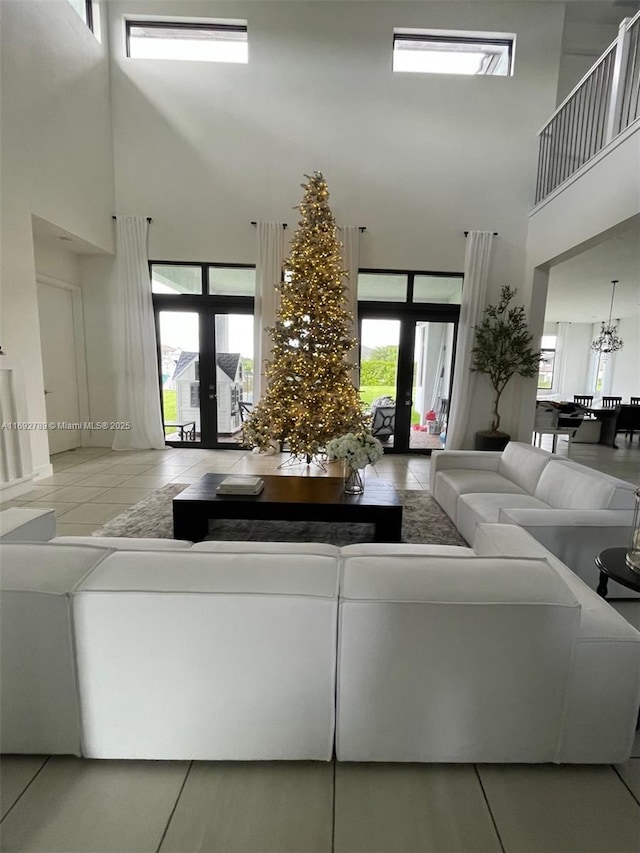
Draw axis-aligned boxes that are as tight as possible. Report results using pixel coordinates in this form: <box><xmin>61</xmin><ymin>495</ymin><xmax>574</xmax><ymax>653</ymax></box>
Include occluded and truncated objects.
<box><xmin>242</xmin><ymin>172</ymin><xmax>365</xmax><ymax>459</ymax></box>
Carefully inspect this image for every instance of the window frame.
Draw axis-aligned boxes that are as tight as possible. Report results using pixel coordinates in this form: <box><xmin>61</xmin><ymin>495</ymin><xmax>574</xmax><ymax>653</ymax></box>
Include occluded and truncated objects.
<box><xmin>537</xmin><ymin>348</ymin><xmax>556</xmax><ymax>391</ymax></box>
<box><xmin>150</xmin><ymin>261</ymin><xmax>256</xmax><ymax>300</ymax></box>
<box><xmin>357</xmin><ymin>268</ymin><xmax>464</xmax><ymax>313</ymax></box>
<box><xmin>392</xmin><ymin>31</ymin><xmax>514</xmax><ymax>77</ymax></box>
<box><xmin>125</xmin><ymin>19</ymin><xmax>248</xmax><ymax>63</ymax></box>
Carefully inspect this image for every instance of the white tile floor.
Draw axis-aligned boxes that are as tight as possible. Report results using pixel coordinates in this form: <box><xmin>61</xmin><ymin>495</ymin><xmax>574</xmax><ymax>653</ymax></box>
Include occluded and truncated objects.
<box><xmin>2</xmin><ymin>437</ymin><xmax>640</xmax><ymax>852</ymax></box>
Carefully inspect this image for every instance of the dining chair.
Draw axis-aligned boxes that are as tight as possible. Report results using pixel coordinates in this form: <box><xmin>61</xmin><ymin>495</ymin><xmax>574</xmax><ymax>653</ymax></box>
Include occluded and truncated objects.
<box><xmin>602</xmin><ymin>396</ymin><xmax>622</xmax><ymax>408</ymax></box>
<box><xmin>573</xmin><ymin>395</ymin><xmax>593</xmax><ymax>406</ymax></box>
<box><xmin>630</xmin><ymin>397</ymin><xmax>640</xmax><ymax>406</ymax></box>
<box><xmin>533</xmin><ymin>402</ymin><xmax>582</xmax><ymax>456</ymax></box>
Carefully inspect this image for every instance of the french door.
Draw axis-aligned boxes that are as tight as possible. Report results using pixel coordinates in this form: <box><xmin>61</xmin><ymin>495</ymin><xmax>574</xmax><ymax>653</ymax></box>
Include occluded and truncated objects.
<box><xmin>155</xmin><ymin>305</ymin><xmax>254</xmax><ymax>448</ymax></box>
<box><xmin>359</xmin><ymin>311</ymin><xmax>458</xmax><ymax>453</ymax></box>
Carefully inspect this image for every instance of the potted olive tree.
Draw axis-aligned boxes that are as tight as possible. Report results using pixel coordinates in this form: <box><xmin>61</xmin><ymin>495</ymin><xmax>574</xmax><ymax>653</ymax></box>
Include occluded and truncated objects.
<box><xmin>470</xmin><ymin>286</ymin><xmax>540</xmax><ymax>451</ymax></box>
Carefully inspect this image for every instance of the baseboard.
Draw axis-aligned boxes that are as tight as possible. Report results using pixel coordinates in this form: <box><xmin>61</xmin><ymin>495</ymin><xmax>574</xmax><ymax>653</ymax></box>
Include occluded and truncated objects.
<box><xmin>0</xmin><ymin>473</ymin><xmax>36</xmax><ymax>500</ymax></box>
<box><xmin>34</xmin><ymin>461</ymin><xmax>54</xmax><ymax>480</ymax></box>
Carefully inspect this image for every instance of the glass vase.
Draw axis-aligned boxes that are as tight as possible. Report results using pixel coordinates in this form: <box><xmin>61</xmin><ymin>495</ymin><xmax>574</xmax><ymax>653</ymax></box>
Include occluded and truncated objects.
<box><xmin>626</xmin><ymin>488</ymin><xmax>640</xmax><ymax>573</ymax></box>
<box><xmin>343</xmin><ymin>461</ymin><xmax>365</xmax><ymax>495</ymax></box>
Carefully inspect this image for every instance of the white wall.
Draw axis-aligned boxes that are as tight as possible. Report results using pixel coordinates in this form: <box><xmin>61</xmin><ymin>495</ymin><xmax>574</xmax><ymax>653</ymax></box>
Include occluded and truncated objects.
<box><xmin>108</xmin><ymin>0</ymin><xmax>565</xmax><ymax>444</ymax></box>
<box><xmin>609</xmin><ymin>316</ymin><xmax>640</xmax><ymax>401</ymax></box>
<box><xmin>33</xmin><ymin>238</ymin><xmax>82</xmax><ymax>287</ymax></box>
<box><xmin>527</xmin><ymin>125</ymin><xmax>640</xmax><ymax>270</ymax></box>
<box><xmin>0</xmin><ymin>0</ymin><xmax>115</xmax><ymax>474</ymax></box>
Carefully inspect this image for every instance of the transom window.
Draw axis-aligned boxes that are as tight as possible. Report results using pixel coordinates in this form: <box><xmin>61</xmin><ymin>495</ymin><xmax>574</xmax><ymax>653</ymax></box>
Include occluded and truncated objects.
<box><xmin>358</xmin><ymin>271</ymin><xmax>463</xmax><ymax>305</ymax></box>
<box><xmin>126</xmin><ymin>21</ymin><xmax>248</xmax><ymax>63</ymax></box>
<box><xmin>393</xmin><ymin>30</ymin><xmax>514</xmax><ymax>76</ymax></box>
<box><xmin>151</xmin><ymin>264</ymin><xmax>256</xmax><ymax>296</ymax></box>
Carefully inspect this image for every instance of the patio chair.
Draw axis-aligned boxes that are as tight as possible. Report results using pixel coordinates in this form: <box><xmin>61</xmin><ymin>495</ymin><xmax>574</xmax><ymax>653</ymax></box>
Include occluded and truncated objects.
<box><xmin>370</xmin><ymin>405</ymin><xmax>395</xmax><ymax>442</ymax></box>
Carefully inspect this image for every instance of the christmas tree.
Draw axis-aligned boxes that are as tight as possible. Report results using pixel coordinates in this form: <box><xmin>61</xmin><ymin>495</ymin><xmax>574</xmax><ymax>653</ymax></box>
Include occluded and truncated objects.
<box><xmin>243</xmin><ymin>172</ymin><xmax>365</xmax><ymax>458</ymax></box>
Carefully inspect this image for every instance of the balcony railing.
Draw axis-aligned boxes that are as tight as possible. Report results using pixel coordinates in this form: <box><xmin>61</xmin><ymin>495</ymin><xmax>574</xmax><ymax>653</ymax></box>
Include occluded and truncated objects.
<box><xmin>535</xmin><ymin>11</ymin><xmax>640</xmax><ymax>205</ymax></box>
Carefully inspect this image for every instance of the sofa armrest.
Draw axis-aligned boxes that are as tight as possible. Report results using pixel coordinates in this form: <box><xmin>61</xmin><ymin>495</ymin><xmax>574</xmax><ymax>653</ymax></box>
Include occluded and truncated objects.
<box><xmin>498</xmin><ymin>507</ymin><xmax>636</xmax><ymax>597</ymax></box>
<box><xmin>0</xmin><ymin>508</ymin><xmax>56</xmax><ymax>542</ymax></box>
<box><xmin>498</xmin><ymin>508</ymin><xmax>634</xmax><ymax>528</ymax></box>
<box><xmin>429</xmin><ymin>450</ymin><xmax>502</xmax><ymax>494</ymax></box>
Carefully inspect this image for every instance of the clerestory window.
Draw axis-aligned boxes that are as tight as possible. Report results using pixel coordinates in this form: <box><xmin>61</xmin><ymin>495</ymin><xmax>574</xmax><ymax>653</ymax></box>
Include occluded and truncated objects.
<box><xmin>393</xmin><ymin>30</ymin><xmax>514</xmax><ymax>76</ymax></box>
<box><xmin>126</xmin><ymin>20</ymin><xmax>248</xmax><ymax>63</ymax></box>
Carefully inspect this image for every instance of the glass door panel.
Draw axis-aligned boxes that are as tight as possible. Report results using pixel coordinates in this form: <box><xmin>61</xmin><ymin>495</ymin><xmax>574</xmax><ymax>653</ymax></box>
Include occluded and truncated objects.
<box><xmin>359</xmin><ymin>319</ymin><xmax>400</xmax><ymax>449</ymax></box>
<box><xmin>214</xmin><ymin>313</ymin><xmax>254</xmax><ymax>445</ymax></box>
<box><xmin>158</xmin><ymin>311</ymin><xmax>201</xmax><ymax>443</ymax></box>
<box><xmin>408</xmin><ymin>322</ymin><xmax>455</xmax><ymax>451</ymax></box>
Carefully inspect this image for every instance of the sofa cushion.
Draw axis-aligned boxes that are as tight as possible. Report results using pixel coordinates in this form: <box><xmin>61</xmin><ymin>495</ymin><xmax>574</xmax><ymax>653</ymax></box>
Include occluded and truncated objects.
<box><xmin>341</xmin><ymin>554</ymin><xmax>576</xmax><ymax>605</ymax></box>
<box><xmin>0</xmin><ymin>542</ymin><xmax>112</xmax><ymax>592</ymax></box>
<box><xmin>498</xmin><ymin>442</ymin><xmax>551</xmax><ymax>495</ymax></box>
<box><xmin>77</xmin><ymin>550</ymin><xmax>339</xmax><ymax>598</ymax></box>
<box><xmin>434</xmin><ymin>470</ymin><xmax>525</xmax><ymax>525</ymax></box>
<box><xmin>535</xmin><ymin>460</ymin><xmax>636</xmax><ymax>510</ymax></box>
<box><xmin>73</xmin><ymin>550</ymin><xmax>340</xmax><ymax>761</ymax></box>
<box><xmin>457</xmin><ymin>492</ymin><xmax>550</xmax><ymax>546</ymax></box>
<box><xmin>337</xmin><ymin>554</ymin><xmax>581</xmax><ymax>762</ymax></box>
<box><xmin>51</xmin><ymin>536</ymin><xmax>193</xmax><ymax>550</ymax></box>
<box><xmin>191</xmin><ymin>541</ymin><xmax>340</xmax><ymax>556</ymax></box>
<box><xmin>340</xmin><ymin>544</ymin><xmax>475</xmax><ymax>557</ymax></box>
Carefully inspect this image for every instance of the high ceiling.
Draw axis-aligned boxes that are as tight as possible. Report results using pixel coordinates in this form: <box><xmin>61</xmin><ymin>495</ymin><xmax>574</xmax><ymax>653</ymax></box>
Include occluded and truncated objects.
<box><xmin>545</xmin><ymin>217</ymin><xmax>640</xmax><ymax>323</ymax></box>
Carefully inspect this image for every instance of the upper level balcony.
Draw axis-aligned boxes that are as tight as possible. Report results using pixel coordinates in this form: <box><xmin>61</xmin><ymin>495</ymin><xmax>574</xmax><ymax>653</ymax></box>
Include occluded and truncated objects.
<box><xmin>535</xmin><ymin>10</ymin><xmax>640</xmax><ymax>206</ymax></box>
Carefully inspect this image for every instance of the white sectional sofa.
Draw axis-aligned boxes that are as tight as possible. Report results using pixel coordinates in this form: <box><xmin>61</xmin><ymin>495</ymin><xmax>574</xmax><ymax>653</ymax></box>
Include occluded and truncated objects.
<box><xmin>430</xmin><ymin>441</ymin><xmax>637</xmax><ymax>597</ymax></box>
<box><xmin>2</xmin><ymin>508</ymin><xmax>639</xmax><ymax>765</ymax></box>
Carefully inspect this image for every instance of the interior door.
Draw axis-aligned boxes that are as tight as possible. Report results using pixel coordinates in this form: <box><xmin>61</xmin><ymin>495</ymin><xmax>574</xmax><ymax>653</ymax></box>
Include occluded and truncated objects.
<box><xmin>37</xmin><ymin>282</ymin><xmax>82</xmax><ymax>454</ymax></box>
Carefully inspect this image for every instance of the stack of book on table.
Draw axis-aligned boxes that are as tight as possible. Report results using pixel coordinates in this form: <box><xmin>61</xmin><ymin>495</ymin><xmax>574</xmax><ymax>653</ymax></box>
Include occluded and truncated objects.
<box><xmin>216</xmin><ymin>475</ymin><xmax>264</xmax><ymax>496</ymax></box>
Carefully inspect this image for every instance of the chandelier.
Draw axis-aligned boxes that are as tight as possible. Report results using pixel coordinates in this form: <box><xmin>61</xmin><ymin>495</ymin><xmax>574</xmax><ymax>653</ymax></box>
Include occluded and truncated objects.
<box><xmin>591</xmin><ymin>279</ymin><xmax>624</xmax><ymax>360</ymax></box>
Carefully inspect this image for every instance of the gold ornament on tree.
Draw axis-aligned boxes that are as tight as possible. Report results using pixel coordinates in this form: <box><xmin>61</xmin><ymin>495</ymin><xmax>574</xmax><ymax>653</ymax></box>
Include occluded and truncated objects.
<box><xmin>242</xmin><ymin>172</ymin><xmax>365</xmax><ymax>460</ymax></box>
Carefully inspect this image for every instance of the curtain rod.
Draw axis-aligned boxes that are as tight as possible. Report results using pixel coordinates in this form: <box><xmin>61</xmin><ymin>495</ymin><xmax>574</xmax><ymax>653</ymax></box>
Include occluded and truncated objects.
<box><xmin>112</xmin><ymin>216</ymin><xmax>153</xmax><ymax>223</ymax></box>
<box><xmin>249</xmin><ymin>223</ymin><xmax>367</xmax><ymax>232</ymax></box>
<box><xmin>464</xmin><ymin>230</ymin><xmax>498</xmax><ymax>236</ymax></box>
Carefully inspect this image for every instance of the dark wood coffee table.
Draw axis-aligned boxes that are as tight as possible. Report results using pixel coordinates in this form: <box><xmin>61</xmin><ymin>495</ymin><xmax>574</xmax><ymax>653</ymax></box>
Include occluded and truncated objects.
<box><xmin>173</xmin><ymin>473</ymin><xmax>403</xmax><ymax>543</ymax></box>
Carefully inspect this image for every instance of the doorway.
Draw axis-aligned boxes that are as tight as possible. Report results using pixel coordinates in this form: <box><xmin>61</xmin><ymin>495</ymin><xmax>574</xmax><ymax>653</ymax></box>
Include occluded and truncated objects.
<box><xmin>156</xmin><ymin>307</ymin><xmax>254</xmax><ymax>448</ymax></box>
<box><xmin>37</xmin><ymin>279</ymin><xmax>88</xmax><ymax>455</ymax></box>
<box><xmin>359</xmin><ymin>315</ymin><xmax>457</xmax><ymax>453</ymax></box>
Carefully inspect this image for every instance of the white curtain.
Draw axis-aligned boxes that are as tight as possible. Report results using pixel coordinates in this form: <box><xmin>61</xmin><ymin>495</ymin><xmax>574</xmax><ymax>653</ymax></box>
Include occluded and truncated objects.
<box><xmin>446</xmin><ymin>231</ymin><xmax>495</xmax><ymax>449</ymax></box>
<box><xmin>112</xmin><ymin>217</ymin><xmax>166</xmax><ymax>450</ymax></box>
<box><xmin>554</xmin><ymin>321</ymin><xmax>570</xmax><ymax>398</ymax></box>
<box><xmin>253</xmin><ymin>222</ymin><xmax>285</xmax><ymax>403</ymax></box>
<box><xmin>339</xmin><ymin>225</ymin><xmax>361</xmax><ymax>385</ymax></box>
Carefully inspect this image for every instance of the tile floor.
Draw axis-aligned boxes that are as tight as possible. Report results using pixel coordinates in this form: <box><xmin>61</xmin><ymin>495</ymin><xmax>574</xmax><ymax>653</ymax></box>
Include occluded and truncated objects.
<box><xmin>2</xmin><ymin>436</ymin><xmax>640</xmax><ymax>852</ymax></box>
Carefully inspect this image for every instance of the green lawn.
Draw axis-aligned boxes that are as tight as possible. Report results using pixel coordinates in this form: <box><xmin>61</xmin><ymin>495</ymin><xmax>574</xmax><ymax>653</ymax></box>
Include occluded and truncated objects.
<box><xmin>358</xmin><ymin>385</ymin><xmax>396</xmax><ymax>407</ymax></box>
<box><xmin>163</xmin><ymin>389</ymin><xmax>177</xmax><ymax>422</ymax></box>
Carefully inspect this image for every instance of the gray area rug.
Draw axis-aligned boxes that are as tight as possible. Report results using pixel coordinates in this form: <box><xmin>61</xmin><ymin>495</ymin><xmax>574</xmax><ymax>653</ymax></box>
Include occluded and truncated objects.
<box><xmin>93</xmin><ymin>482</ymin><xmax>467</xmax><ymax>547</ymax></box>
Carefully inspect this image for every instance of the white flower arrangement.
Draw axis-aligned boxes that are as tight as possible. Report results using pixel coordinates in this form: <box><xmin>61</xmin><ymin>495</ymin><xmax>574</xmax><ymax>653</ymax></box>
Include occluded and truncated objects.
<box><xmin>326</xmin><ymin>432</ymin><xmax>384</xmax><ymax>470</ymax></box>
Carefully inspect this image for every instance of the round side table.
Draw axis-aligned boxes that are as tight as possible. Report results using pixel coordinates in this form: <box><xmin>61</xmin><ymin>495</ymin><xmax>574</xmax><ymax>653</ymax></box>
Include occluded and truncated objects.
<box><xmin>595</xmin><ymin>547</ymin><xmax>640</xmax><ymax>598</ymax></box>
